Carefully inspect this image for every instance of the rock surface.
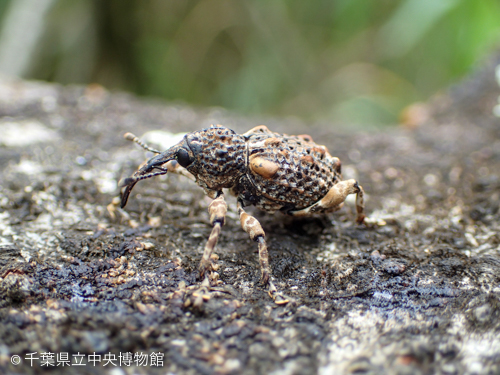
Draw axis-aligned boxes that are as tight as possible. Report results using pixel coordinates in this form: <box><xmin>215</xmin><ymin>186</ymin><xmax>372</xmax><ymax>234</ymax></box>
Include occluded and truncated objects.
<box><xmin>0</xmin><ymin>57</ymin><xmax>499</xmax><ymax>375</ymax></box>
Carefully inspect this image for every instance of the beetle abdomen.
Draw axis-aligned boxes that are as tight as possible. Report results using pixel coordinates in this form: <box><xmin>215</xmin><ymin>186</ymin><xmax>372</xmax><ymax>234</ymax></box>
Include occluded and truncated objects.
<box><xmin>244</xmin><ymin>132</ymin><xmax>339</xmax><ymax>211</ymax></box>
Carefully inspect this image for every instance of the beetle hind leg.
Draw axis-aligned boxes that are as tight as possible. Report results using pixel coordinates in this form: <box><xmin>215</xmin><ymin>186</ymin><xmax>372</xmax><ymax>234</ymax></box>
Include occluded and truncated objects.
<box><xmin>354</xmin><ymin>182</ymin><xmax>366</xmax><ymax>223</ymax></box>
<box><xmin>290</xmin><ymin>179</ymin><xmax>366</xmax><ymax>223</ymax></box>
<box><xmin>320</xmin><ymin>179</ymin><xmax>365</xmax><ymax>223</ymax></box>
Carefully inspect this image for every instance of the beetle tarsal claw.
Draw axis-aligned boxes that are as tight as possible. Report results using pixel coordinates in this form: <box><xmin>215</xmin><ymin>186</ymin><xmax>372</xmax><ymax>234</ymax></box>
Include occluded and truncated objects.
<box><xmin>185</xmin><ymin>276</ymin><xmax>214</xmax><ymax>308</ymax></box>
<box><xmin>268</xmin><ymin>280</ymin><xmax>290</xmax><ymax>305</ymax></box>
<box><xmin>198</xmin><ymin>258</ymin><xmax>214</xmax><ymax>279</ymax></box>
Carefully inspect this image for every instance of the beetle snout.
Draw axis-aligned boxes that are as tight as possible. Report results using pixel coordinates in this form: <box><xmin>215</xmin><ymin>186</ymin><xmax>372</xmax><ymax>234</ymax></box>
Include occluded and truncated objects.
<box><xmin>119</xmin><ymin>148</ymin><xmax>179</xmax><ymax>208</ymax></box>
<box><xmin>144</xmin><ymin>152</ymin><xmax>174</xmax><ymax>170</ymax></box>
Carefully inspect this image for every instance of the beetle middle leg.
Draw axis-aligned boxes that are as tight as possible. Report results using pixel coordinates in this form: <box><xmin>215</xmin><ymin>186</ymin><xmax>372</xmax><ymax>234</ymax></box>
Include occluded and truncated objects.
<box><xmin>199</xmin><ymin>192</ymin><xmax>227</xmax><ymax>279</ymax></box>
<box><xmin>237</xmin><ymin>200</ymin><xmax>270</xmax><ymax>283</ymax></box>
<box><xmin>237</xmin><ymin>200</ymin><xmax>289</xmax><ymax>304</ymax></box>
<box><xmin>241</xmin><ymin>125</ymin><xmax>273</xmax><ymax>137</ymax></box>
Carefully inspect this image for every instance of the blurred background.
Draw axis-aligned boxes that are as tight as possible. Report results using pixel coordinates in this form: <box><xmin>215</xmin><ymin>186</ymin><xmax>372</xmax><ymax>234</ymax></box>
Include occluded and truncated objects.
<box><xmin>0</xmin><ymin>0</ymin><xmax>499</xmax><ymax>128</ymax></box>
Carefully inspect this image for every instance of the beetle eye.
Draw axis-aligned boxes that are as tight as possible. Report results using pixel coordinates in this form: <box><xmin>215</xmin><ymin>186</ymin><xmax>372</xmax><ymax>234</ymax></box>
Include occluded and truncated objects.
<box><xmin>177</xmin><ymin>148</ymin><xmax>193</xmax><ymax>168</ymax></box>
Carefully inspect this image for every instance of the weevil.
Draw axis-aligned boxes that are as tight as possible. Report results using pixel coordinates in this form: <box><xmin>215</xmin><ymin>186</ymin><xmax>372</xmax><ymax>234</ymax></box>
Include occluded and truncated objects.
<box><xmin>120</xmin><ymin>124</ymin><xmax>366</xmax><ymax>303</ymax></box>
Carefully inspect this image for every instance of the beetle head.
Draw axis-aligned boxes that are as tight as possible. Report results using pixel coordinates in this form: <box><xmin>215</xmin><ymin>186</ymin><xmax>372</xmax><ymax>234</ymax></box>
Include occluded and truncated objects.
<box><xmin>120</xmin><ymin>138</ymin><xmax>194</xmax><ymax>208</ymax></box>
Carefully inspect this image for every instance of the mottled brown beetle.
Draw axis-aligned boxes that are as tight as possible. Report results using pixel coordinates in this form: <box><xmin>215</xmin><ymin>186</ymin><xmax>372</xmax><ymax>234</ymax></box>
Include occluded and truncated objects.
<box><xmin>120</xmin><ymin>125</ymin><xmax>365</xmax><ymax>303</ymax></box>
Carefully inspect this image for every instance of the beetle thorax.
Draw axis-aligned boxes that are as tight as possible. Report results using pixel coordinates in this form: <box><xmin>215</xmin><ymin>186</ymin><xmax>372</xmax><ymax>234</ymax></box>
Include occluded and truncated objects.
<box><xmin>185</xmin><ymin>127</ymin><xmax>247</xmax><ymax>190</ymax></box>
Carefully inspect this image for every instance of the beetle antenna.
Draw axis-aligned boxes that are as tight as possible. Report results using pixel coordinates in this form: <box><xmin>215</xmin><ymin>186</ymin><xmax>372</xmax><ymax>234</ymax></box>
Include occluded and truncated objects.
<box><xmin>124</xmin><ymin>132</ymin><xmax>161</xmax><ymax>154</ymax></box>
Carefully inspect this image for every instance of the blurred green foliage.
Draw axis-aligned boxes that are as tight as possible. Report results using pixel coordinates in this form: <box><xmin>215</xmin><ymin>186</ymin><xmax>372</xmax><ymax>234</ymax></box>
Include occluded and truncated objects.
<box><xmin>2</xmin><ymin>0</ymin><xmax>500</xmax><ymax>127</ymax></box>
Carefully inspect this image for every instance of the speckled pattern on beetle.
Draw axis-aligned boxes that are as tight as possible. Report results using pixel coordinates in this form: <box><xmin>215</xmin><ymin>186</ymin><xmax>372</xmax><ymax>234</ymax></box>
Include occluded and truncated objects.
<box><xmin>120</xmin><ymin>124</ymin><xmax>366</xmax><ymax>304</ymax></box>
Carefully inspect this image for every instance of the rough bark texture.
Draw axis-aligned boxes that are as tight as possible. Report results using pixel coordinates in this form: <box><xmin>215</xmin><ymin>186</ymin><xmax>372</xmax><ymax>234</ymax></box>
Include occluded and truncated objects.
<box><xmin>0</xmin><ymin>56</ymin><xmax>499</xmax><ymax>375</ymax></box>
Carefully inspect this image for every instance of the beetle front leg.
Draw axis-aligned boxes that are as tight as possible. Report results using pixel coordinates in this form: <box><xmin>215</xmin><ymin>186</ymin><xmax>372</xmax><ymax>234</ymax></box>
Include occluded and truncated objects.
<box><xmin>199</xmin><ymin>192</ymin><xmax>227</xmax><ymax>279</ymax></box>
<box><xmin>164</xmin><ymin>160</ymin><xmax>196</xmax><ymax>181</ymax></box>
